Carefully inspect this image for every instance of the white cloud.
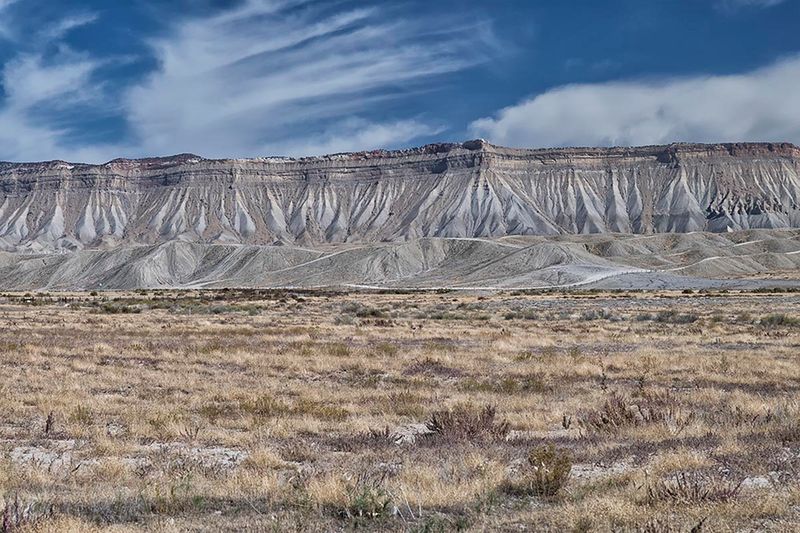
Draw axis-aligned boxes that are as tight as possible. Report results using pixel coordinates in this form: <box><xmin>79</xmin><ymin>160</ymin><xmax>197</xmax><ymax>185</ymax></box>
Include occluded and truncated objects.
<box><xmin>40</xmin><ymin>13</ymin><xmax>100</xmax><ymax>42</ymax></box>
<box><xmin>716</xmin><ymin>0</ymin><xmax>786</xmax><ymax>9</ymax></box>
<box><xmin>470</xmin><ymin>55</ymin><xmax>800</xmax><ymax>148</ymax></box>
<box><xmin>266</xmin><ymin>119</ymin><xmax>445</xmax><ymax>157</ymax></box>
<box><xmin>0</xmin><ymin>0</ymin><xmax>20</xmax><ymax>39</ymax></box>
<box><xmin>122</xmin><ymin>0</ymin><xmax>489</xmax><ymax>159</ymax></box>
<box><xmin>0</xmin><ymin>13</ymin><xmax>114</xmax><ymax>162</ymax></box>
<box><xmin>0</xmin><ymin>0</ymin><xmax>492</xmax><ymax>162</ymax></box>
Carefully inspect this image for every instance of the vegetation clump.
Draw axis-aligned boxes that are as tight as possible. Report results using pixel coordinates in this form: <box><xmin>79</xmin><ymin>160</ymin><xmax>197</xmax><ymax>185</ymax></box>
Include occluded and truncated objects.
<box><xmin>424</xmin><ymin>404</ymin><xmax>510</xmax><ymax>443</ymax></box>
<box><xmin>504</xmin><ymin>444</ymin><xmax>573</xmax><ymax>498</ymax></box>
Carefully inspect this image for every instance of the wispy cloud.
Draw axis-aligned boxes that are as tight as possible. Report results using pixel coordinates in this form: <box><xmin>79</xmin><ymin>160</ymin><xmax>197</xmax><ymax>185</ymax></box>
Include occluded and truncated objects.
<box><xmin>0</xmin><ymin>0</ymin><xmax>493</xmax><ymax>162</ymax></box>
<box><xmin>0</xmin><ymin>0</ymin><xmax>20</xmax><ymax>39</ymax></box>
<box><xmin>470</xmin><ymin>55</ymin><xmax>800</xmax><ymax>148</ymax></box>
<box><xmin>266</xmin><ymin>119</ymin><xmax>445</xmax><ymax>157</ymax></box>
<box><xmin>0</xmin><ymin>10</ymin><xmax>113</xmax><ymax>162</ymax></box>
<box><xmin>123</xmin><ymin>0</ymin><xmax>490</xmax><ymax>159</ymax></box>
<box><xmin>715</xmin><ymin>0</ymin><xmax>787</xmax><ymax>11</ymax></box>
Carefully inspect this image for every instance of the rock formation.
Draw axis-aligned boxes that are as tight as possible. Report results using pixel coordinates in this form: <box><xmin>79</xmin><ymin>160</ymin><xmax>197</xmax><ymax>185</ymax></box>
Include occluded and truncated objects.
<box><xmin>1</xmin><ymin>140</ymin><xmax>799</xmax><ymax>253</ymax></box>
<box><xmin>2</xmin><ymin>140</ymin><xmax>800</xmax><ymax>289</ymax></box>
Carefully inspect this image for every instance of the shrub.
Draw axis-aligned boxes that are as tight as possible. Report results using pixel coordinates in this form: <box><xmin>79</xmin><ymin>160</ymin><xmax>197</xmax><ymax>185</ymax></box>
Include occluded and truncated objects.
<box><xmin>645</xmin><ymin>472</ymin><xmax>742</xmax><ymax>505</ymax></box>
<box><xmin>341</xmin><ymin>302</ymin><xmax>387</xmax><ymax>318</ymax></box>
<box><xmin>341</xmin><ymin>486</ymin><xmax>393</xmax><ymax>521</ymax></box>
<box><xmin>760</xmin><ymin>313</ymin><xmax>800</xmax><ymax>327</ymax></box>
<box><xmin>239</xmin><ymin>394</ymin><xmax>348</xmax><ymax>422</ymax></box>
<box><xmin>1</xmin><ymin>494</ymin><xmax>53</xmax><ymax>531</ymax></box>
<box><xmin>69</xmin><ymin>405</ymin><xmax>94</xmax><ymax>426</ymax></box>
<box><xmin>459</xmin><ymin>375</ymin><xmax>549</xmax><ymax>395</ymax></box>
<box><xmin>580</xmin><ymin>308</ymin><xmax>614</xmax><ymax>321</ymax></box>
<box><xmin>331</xmin><ymin>471</ymin><xmax>394</xmax><ymax>524</ymax></box>
<box><xmin>424</xmin><ymin>404</ymin><xmax>510</xmax><ymax>443</ymax></box>
<box><xmin>386</xmin><ymin>390</ymin><xmax>426</xmax><ymax>418</ymax></box>
<box><xmin>578</xmin><ymin>391</ymin><xmax>694</xmax><ymax>435</ymax></box>
<box><xmin>97</xmin><ymin>302</ymin><xmax>141</xmax><ymax>314</ymax></box>
<box><xmin>772</xmin><ymin>419</ymin><xmax>800</xmax><ymax>444</ymax></box>
<box><xmin>241</xmin><ymin>394</ymin><xmax>292</xmax><ymax>418</ymax></box>
<box><xmin>654</xmin><ymin>310</ymin><xmax>698</xmax><ymax>324</ymax></box>
<box><xmin>293</xmin><ymin>398</ymin><xmax>350</xmax><ymax>422</ymax></box>
<box><xmin>504</xmin><ymin>310</ymin><xmax>538</xmax><ymax>321</ymax></box>
<box><xmin>403</xmin><ymin>358</ymin><xmax>463</xmax><ymax>378</ymax></box>
<box><xmin>505</xmin><ymin>444</ymin><xmax>572</xmax><ymax>498</ymax></box>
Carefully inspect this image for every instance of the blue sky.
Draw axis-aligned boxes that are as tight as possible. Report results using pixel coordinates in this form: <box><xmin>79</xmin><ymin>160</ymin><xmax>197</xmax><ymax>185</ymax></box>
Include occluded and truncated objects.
<box><xmin>0</xmin><ymin>0</ymin><xmax>798</xmax><ymax>162</ymax></box>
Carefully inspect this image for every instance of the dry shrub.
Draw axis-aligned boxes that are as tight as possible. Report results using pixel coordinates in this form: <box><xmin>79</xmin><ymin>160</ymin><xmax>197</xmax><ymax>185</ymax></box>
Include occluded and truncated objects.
<box><xmin>645</xmin><ymin>472</ymin><xmax>742</xmax><ymax>505</ymax></box>
<box><xmin>325</xmin><ymin>471</ymin><xmax>394</xmax><ymax>524</ymax></box>
<box><xmin>424</xmin><ymin>404</ymin><xmax>510</xmax><ymax>444</ymax></box>
<box><xmin>403</xmin><ymin>357</ymin><xmax>463</xmax><ymax>378</ymax></box>
<box><xmin>238</xmin><ymin>394</ymin><xmax>348</xmax><ymax>422</ymax></box>
<box><xmin>240</xmin><ymin>394</ymin><xmax>291</xmax><ymax>418</ymax></box>
<box><xmin>578</xmin><ymin>391</ymin><xmax>694</xmax><ymax>435</ymax></box>
<box><xmin>505</xmin><ymin>444</ymin><xmax>572</xmax><ymax>498</ymax></box>
<box><xmin>329</xmin><ymin>427</ymin><xmax>394</xmax><ymax>452</ymax></box>
<box><xmin>1</xmin><ymin>494</ymin><xmax>53</xmax><ymax>532</ymax></box>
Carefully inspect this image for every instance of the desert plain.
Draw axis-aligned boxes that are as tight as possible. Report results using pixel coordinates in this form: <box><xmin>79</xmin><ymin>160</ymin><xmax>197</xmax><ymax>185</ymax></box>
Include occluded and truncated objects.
<box><xmin>0</xmin><ymin>288</ymin><xmax>798</xmax><ymax>531</ymax></box>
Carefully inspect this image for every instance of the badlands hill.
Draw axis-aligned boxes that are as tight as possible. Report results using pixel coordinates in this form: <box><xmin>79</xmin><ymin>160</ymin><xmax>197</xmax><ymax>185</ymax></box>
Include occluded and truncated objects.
<box><xmin>1</xmin><ymin>140</ymin><xmax>800</xmax><ymax>290</ymax></box>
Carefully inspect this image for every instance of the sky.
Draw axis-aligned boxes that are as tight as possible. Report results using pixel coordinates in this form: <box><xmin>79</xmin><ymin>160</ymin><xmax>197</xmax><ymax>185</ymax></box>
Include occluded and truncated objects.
<box><xmin>0</xmin><ymin>0</ymin><xmax>798</xmax><ymax>162</ymax></box>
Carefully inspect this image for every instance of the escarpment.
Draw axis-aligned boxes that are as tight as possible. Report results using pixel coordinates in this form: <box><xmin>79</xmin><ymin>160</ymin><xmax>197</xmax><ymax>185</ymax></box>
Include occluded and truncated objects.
<box><xmin>0</xmin><ymin>140</ymin><xmax>799</xmax><ymax>252</ymax></box>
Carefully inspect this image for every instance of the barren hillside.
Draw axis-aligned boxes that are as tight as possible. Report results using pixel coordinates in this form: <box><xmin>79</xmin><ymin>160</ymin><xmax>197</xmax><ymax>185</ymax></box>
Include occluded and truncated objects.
<box><xmin>3</xmin><ymin>141</ymin><xmax>800</xmax><ymax>289</ymax></box>
<box><xmin>1</xmin><ymin>141</ymin><xmax>799</xmax><ymax>253</ymax></box>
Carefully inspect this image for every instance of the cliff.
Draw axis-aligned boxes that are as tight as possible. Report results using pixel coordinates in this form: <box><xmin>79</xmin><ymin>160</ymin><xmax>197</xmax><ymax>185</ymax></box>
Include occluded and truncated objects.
<box><xmin>1</xmin><ymin>140</ymin><xmax>799</xmax><ymax>252</ymax></box>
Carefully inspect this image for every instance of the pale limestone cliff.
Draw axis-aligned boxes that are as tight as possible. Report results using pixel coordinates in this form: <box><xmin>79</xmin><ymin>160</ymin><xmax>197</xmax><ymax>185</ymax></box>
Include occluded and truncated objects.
<box><xmin>0</xmin><ymin>141</ymin><xmax>798</xmax><ymax>253</ymax></box>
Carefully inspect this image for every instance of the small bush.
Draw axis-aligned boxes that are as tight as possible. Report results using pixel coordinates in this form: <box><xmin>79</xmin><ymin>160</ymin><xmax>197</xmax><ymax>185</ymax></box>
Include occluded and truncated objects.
<box><xmin>69</xmin><ymin>405</ymin><xmax>94</xmax><ymax>426</ymax></box>
<box><xmin>505</xmin><ymin>444</ymin><xmax>572</xmax><ymax>498</ymax></box>
<box><xmin>645</xmin><ymin>472</ymin><xmax>742</xmax><ymax>505</ymax></box>
<box><xmin>239</xmin><ymin>394</ymin><xmax>348</xmax><ymax>422</ymax></box>
<box><xmin>386</xmin><ymin>390</ymin><xmax>426</xmax><ymax>418</ymax></box>
<box><xmin>403</xmin><ymin>358</ymin><xmax>463</xmax><ymax>378</ymax></box>
<box><xmin>654</xmin><ymin>310</ymin><xmax>698</xmax><ymax>324</ymax></box>
<box><xmin>331</xmin><ymin>471</ymin><xmax>394</xmax><ymax>524</ymax></box>
<box><xmin>578</xmin><ymin>391</ymin><xmax>694</xmax><ymax>435</ymax></box>
<box><xmin>293</xmin><ymin>398</ymin><xmax>349</xmax><ymax>422</ymax></box>
<box><xmin>241</xmin><ymin>394</ymin><xmax>292</xmax><ymax>418</ymax></box>
<box><xmin>760</xmin><ymin>313</ymin><xmax>800</xmax><ymax>327</ymax></box>
<box><xmin>504</xmin><ymin>310</ymin><xmax>538</xmax><ymax>321</ymax></box>
<box><xmin>341</xmin><ymin>302</ymin><xmax>387</xmax><ymax>318</ymax></box>
<box><xmin>374</xmin><ymin>343</ymin><xmax>399</xmax><ymax>356</ymax></box>
<box><xmin>772</xmin><ymin>419</ymin><xmax>800</xmax><ymax>444</ymax></box>
<box><xmin>424</xmin><ymin>404</ymin><xmax>510</xmax><ymax>443</ymax></box>
<box><xmin>341</xmin><ymin>486</ymin><xmax>393</xmax><ymax>521</ymax></box>
<box><xmin>97</xmin><ymin>302</ymin><xmax>141</xmax><ymax>314</ymax></box>
<box><xmin>1</xmin><ymin>494</ymin><xmax>53</xmax><ymax>531</ymax></box>
<box><xmin>459</xmin><ymin>375</ymin><xmax>549</xmax><ymax>394</ymax></box>
<box><xmin>333</xmin><ymin>315</ymin><xmax>355</xmax><ymax>326</ymax></box>
<box><xmin>580</xmin><ymin>308</ymin><xmax>614</xmax><ymax>321</ymax></box>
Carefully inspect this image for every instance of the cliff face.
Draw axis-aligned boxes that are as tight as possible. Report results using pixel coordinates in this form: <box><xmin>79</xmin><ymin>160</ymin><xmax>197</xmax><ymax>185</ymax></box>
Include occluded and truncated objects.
<box><xmin>0</xmin><ymin>140</ymin><xmax>799</xmax><ymax>252</ymax></box>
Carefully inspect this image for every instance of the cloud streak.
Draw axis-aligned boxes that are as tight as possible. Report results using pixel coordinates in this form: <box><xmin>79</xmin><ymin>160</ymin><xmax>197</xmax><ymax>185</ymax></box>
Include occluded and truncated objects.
<box><xmin>123</xmin><ymin>0</ymin><xmax>489</xmax><ymax>159</ymax></box>
<box><xmin>0</xmin><ymin>0</ymin><xmax>20</xmax><ymax>39</ymax></box>
<box><xmin>716</xmin><ymin>0</ymin><xmax>786</xmax><ymax>10</ymax></box>
<box><xmin>0</xmin><ymin>10</ymin><xmax>114</xmax><ymax>162</ymax></box>
<box><xmin>470</xmin><ymin>55</ymin><xmax>800</xmax><ymax>148</ymax></box>
<box><xmin>0</xmin><ymin>0</ymin><xmax>493</xmax><ymax>162</ymax></box>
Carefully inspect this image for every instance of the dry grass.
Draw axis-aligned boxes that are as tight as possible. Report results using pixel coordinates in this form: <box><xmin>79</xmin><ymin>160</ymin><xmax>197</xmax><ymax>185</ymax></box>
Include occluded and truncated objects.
<box><xmin>0</xmin><ymin>289</ymin><xmax>798</xmax><ymax>531</ymax></box>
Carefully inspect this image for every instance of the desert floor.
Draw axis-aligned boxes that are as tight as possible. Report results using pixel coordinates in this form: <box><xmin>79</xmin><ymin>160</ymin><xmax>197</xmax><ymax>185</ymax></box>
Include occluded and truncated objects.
<box><xmin>1</xmin><ymin>288</ymin><xmax>799</xmax><ymax>531</ymax></box>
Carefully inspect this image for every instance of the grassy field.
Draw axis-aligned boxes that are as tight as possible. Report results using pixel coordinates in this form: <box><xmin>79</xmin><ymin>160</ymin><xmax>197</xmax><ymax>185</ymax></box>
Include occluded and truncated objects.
<box><xmin>0</xmin><ymin>289</ymin><xmax>799</xmax><ymax>531</ymax></box>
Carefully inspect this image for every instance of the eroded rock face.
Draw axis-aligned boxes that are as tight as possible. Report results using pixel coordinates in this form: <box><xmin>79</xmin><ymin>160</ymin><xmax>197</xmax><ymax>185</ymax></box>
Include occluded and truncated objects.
<box><xmin>0</xmin><ymin>141</ymin><xmax>798</xmax><ymax>252</ymax></box>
